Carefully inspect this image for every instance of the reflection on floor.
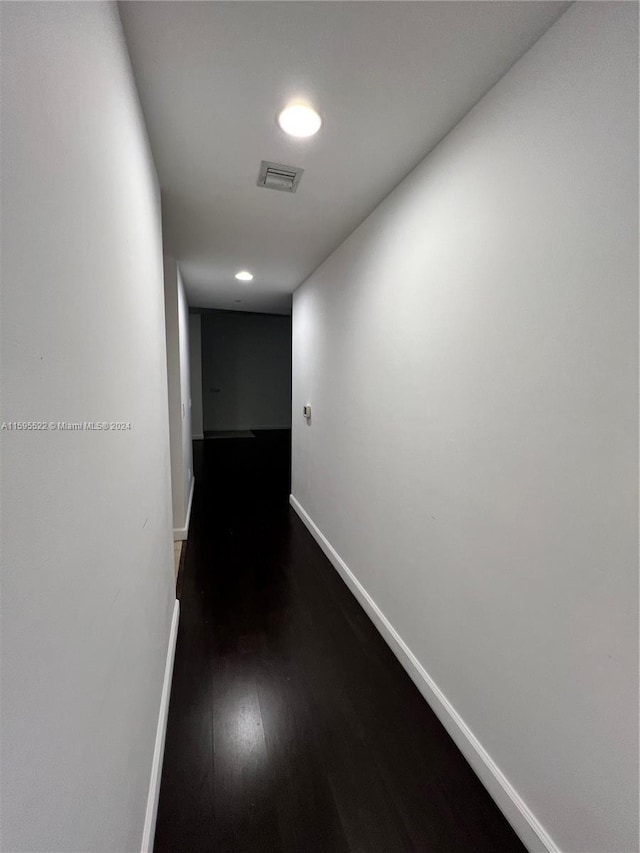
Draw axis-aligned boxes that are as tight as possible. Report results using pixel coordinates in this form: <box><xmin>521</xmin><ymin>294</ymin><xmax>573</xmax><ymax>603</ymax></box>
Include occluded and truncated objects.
<box><xmin>154</xmin><ymin>430</ymin><xmax>525</xmax><ymax>852</ymax></box>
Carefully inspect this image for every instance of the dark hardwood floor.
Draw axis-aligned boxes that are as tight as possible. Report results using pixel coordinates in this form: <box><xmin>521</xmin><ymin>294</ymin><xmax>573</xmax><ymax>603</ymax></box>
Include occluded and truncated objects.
<box><xmin>155</xmin><ymin>430</ymin><xmax>526</xmax><ymax>852</ymax></box>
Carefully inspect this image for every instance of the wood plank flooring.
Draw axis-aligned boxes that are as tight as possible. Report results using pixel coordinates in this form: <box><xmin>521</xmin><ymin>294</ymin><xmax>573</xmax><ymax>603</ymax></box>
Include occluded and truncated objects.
<box><xmin>154</xmin><ymin>430</ymin><xmax>526</xmax><ymax>852</ymax></box>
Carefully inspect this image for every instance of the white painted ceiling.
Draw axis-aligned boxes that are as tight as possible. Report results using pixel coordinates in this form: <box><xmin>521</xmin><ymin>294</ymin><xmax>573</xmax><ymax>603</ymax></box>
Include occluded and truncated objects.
<box><xmin>119</xmin><ymin>1</ymin><xmax>569</xmax><ymax>315</ymax></box>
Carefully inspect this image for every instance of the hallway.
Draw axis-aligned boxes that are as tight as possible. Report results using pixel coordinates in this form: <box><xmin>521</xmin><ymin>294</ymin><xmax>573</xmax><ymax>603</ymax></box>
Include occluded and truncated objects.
<box><xmin>155</xmin><ymin>434</ymin><xmax>525</xmax><ymax>852</ymax></box>
<box><xmin>3</xmin><ymin>3</ymin><xmax>638</xmax><ymax>851</ymax></box>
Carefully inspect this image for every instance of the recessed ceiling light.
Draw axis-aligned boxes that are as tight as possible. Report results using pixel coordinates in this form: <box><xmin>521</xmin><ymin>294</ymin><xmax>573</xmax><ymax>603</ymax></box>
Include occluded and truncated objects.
<box><xmin>235</xmin><ymin>270</ymin><xmax>253</xmax><ymax>281</ymax></box>
<box><xmin>278</xmin><ymin>103</ymin><xmax>322</xmax><ymax>138</ymax></box>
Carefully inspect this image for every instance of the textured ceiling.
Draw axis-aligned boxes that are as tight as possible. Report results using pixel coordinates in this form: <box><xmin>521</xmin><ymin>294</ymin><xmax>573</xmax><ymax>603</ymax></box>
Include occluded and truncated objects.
<box><xmin>120</xmin><ymin>1</ymin><xmax>570</xmax><ymax>314</ymax></box>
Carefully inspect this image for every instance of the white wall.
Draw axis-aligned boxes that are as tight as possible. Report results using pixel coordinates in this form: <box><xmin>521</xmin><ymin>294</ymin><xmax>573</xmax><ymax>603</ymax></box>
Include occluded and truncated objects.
<box><xmin>201</xmin><ymin>310</ymin><xmax>292</xmax><ymax>432</ymax></box>
<box><xmin>0</xmin><ymin>3</ymin><xmax>176</xmax><ymax>851</ymax></box>
<box><xmin>291</xmin><ymin>4</ymin><xmax>638</xmax><ymax>852</ymax></box>
<box><xmin>164</xmin><ymin>257</ymin><xmax>194</xmax><ymax>536</ymax></box>
<box><xmin>189</xmin><ymin>313</ymin><xmax>204</xmax><ymax>439</ymax></box>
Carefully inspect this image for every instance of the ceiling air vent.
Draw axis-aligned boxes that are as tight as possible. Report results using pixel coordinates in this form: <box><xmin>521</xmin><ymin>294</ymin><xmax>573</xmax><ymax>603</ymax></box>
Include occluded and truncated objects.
<box><xmin>257</xmin><ymin>160</ymin><xmax>304</xmax><ymax>193</ymax></box>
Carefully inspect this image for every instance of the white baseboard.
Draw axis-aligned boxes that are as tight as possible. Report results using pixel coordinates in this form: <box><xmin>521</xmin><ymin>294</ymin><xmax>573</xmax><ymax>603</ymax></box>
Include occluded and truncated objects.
<box><xmin>289</xmin><ymin>494</ymin><xmax>559</xmax><ymax>853</ymax></box>
<box><xmin>141</xmin><ymin>599</ymin><xmax>180</xmax><ymax>853</ymax></box>
<box><xmin>173</xmin><ymin>476</ymin><xmax>195</xmax><ymax>541</ymax></box>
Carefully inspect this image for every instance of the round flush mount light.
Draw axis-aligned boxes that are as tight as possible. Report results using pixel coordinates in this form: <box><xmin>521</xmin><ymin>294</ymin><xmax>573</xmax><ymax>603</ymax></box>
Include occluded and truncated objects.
<box><xmin>277</xmin><ymin>103</ymin><xmax>322</xmax><ymax>138</ymax></box>
<box><xmin>235</xmin><ymin>270</ymin><xmax>253</xmax><ymax>282</ymax></box>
